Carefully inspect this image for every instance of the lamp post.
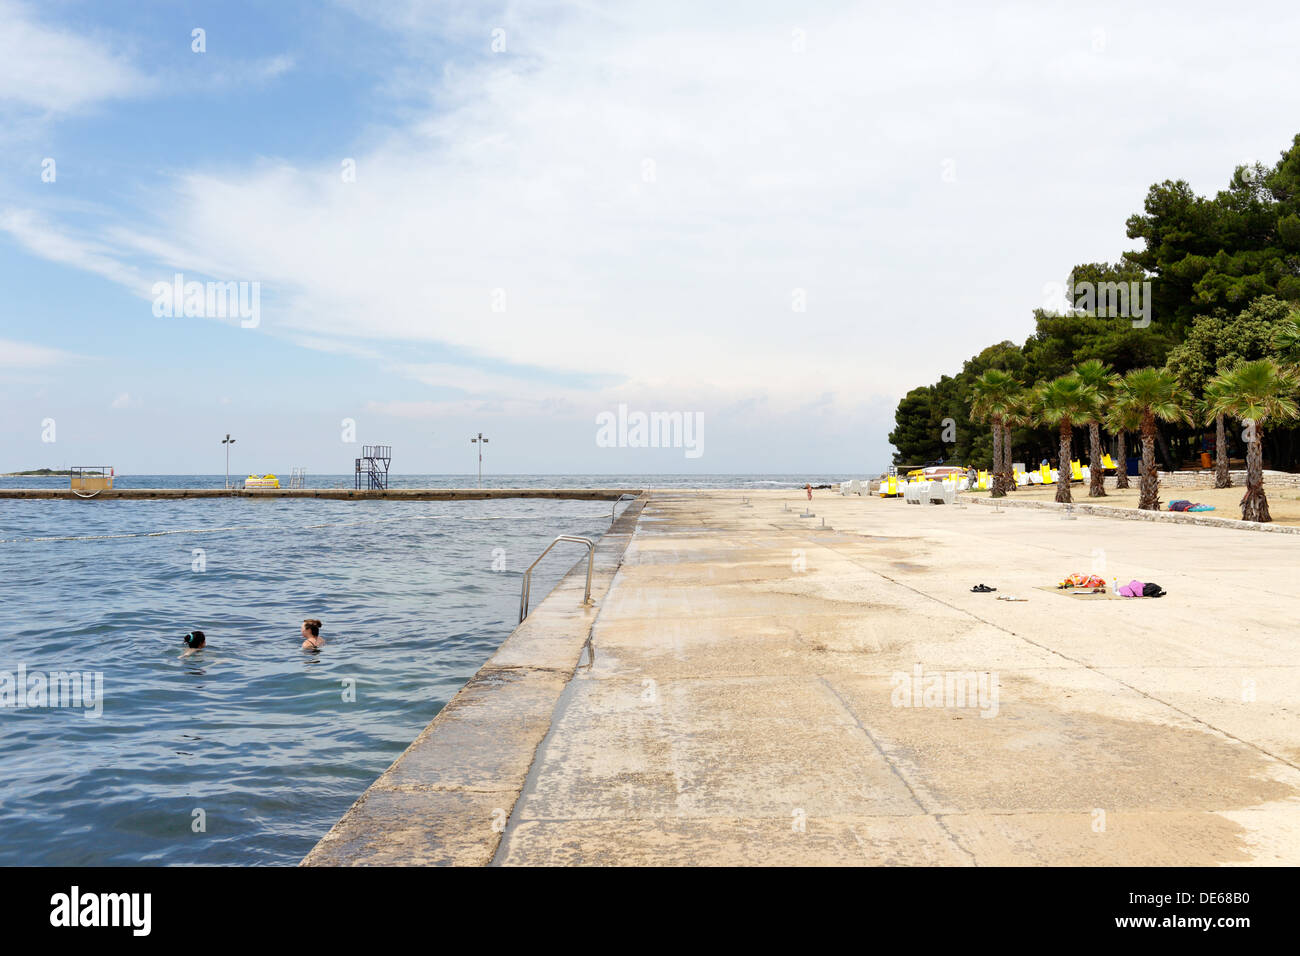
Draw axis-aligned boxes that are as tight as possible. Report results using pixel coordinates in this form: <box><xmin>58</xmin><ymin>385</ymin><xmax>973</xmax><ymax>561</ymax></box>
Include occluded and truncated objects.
<box><xmin>222</xmin><ymin>434</ymin><xmax>235</xmax><ymax>489</ymax></box>
<box><xmin>470</xmin><ymin>433</ymin><xmax>489</xmax><ymax>489</ymax></box>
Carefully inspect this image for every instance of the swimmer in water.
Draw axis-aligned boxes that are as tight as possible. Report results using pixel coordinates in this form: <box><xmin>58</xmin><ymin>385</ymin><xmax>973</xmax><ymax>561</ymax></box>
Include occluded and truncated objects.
<box><xmin>301</xmin><ymin>618</ymin><xmax>325</xmax><ymax>651</ymax></box>
<box><xmin>181</xmin><ymin>630</ymin><xmax>206</xmax><ymax>657</ymax></box>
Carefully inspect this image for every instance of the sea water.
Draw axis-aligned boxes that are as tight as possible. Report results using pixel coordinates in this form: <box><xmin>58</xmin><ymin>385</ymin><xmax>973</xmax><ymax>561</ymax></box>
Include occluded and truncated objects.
<box><xmin>0</xmin><ymin>475</ymin><xmax>845</xmax><ymax>865</ymax></box>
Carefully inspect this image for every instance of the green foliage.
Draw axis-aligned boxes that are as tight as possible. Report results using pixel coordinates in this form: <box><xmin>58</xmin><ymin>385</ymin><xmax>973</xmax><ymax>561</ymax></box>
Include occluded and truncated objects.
<box><xmin>1119</xmin><ymin>367</ymin><xmax>1191</xmax><ymax>428</ymax></box>
<box><xmin>1165</xmin><ymin>295</ymin><xmax>1295</xmax><ymax>396</ymax></box>
<box><xmin>1035</xmin><ymin>374</ymin><xmax>1099</xmax><ymax>429</ymax></box>
<box><xmin>1124</xmin><ymin>135</ymin><xmax>1300</xmax><ymax>333</ymax></box>
<box><xmin>1205</xmin><ymin>360</ymin><xmax>1300</xmax><ymax>426</ymax></box>
<box><xmin>1073</xmin><ymin>359</ymin><xmax>1118</xmax><ymax>423</ymax></box>
<box><xmin>1105</xmin><ymin>390</ymin><xmax>1144</xmax><ymax>434</ymax></box>
<box><xmin>890</xmin><ymin>133</ymin><xmax>1300</xmax><ymax>469</ymax></box>
<box><xmin>969</xmin><ymin>369</ymin><xmax>1021</xmax><ymax>426</ymax></box>
<box><xmin>887</xmin><ymin>343</ymin><xmax>1025</xmax><ymax>465</ymax></box>
<box><xmin>1022</xmin><ymin>310</ymin><xmax>1176</xmax><ymax>384</ymax></box>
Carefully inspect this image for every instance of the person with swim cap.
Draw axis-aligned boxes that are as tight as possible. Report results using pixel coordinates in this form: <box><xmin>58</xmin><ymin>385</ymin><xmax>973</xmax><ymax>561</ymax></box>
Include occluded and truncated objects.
<box><xmin>181</xmin><ymin>630</ymin><xmax>206</xmax><ymax>657</ymax></box>
<box><xmin>301</xmin><ymin>619</ymin><xmax>325</xmax><ymax>650</ymax></box>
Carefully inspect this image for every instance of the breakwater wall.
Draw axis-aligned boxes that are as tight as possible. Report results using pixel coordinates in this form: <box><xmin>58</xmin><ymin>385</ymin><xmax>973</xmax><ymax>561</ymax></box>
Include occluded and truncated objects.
<box><xmin>0</xmin><ymin>487</ymin><xmax>644</xmax><ymax>501</ymax></box>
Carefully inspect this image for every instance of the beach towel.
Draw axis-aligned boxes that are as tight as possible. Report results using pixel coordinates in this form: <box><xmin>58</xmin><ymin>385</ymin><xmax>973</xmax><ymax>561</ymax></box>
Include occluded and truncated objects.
<box><xmin>1058</xmin><ymin>573</ymin><xmax>1105</xmax><ymax>590</ymax></box>
<box><xmin>1033</xmin><ymin>585</ymin><xmax>1122</xmax><ymax>600</ymax></box>
<box><xmin>1187</xmin><ymin>504</ymin><xmax>1215</xmax><ymax>512</ymax></box>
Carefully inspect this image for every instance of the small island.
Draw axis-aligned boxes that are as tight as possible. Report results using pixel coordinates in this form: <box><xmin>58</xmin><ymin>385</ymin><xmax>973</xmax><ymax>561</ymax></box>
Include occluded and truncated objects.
<box><xmin>0</xmin><ymin>468</ymin><xmax>69</xmax><ymax>477</ymax></box>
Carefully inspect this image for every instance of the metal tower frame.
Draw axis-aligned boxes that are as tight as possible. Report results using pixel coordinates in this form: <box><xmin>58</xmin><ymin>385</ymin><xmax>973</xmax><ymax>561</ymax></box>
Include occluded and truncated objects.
<box><xmin>355</xmin><ymin>444</ymin><xmax>392</xmax><ymax>490</ymax></box>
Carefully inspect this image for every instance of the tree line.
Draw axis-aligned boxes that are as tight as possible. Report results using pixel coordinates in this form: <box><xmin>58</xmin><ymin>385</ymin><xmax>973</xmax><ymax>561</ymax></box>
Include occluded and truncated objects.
<box><xmin>889</xmin><ymin>133</ymin><xmax>1300</xmax><ymax>521</ymax></box>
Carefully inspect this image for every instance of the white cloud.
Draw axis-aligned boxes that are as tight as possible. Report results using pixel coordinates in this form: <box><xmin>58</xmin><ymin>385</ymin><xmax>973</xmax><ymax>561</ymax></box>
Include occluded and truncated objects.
<box><xmin>9</xmin><ymin>0</ymin><xmax>1300</xmax><ymax>451</ymax></box>
<box><xmin>0</xmin><ymin>0</ymin><xmax>149</xmax><ymax>113</ymax></box>
<box><xmin>0</xmin><ymin>209</ymin><xmax>149</xmax><ymax>292</ymax></box>
<box><xmin>254</xmin><ymin>54</ymin><xmax>296</xmax><ymax>81</ymax></box>
<box><xmin>0</xmin><ymin>337</ymin><xmax>82</xmax><ymax>368</ymax></box>
<box><xmin>110</xmin><ymin>392</ymin><xmax>139</xmax><ymax>409</ymax></box>
<box><xmin>202</xmin><ymin>53</ymin><xmax>298</xmax><ymax>89</ymax></box>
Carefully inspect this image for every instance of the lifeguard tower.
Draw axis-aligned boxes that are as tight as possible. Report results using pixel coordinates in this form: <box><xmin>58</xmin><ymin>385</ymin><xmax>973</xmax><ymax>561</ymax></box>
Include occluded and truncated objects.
<box><xmin>355</xmin><ymin>444</ymin><xmax>391</xmax><ymax>490</ymax></box>
<box><xmin>70</xmin><ymin>466</ymin><xmax>114</xmax><ymax>492</ymax></box>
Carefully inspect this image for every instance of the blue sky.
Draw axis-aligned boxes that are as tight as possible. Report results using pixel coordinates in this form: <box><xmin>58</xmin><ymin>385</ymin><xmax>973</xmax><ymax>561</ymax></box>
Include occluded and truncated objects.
<box><xmin>3</xmin><ymin>0</ymin><xmax>1299</xmax><ymax>475</ymax></box>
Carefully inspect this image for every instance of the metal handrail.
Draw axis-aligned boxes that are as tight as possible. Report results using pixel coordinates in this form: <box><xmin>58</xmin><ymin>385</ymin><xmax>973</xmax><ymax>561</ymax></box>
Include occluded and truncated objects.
<box><xmin>610</xmin><ymin>493</ymin><xmax>637</xmax><ymax>521</ymax></box>
<box><xmin>519</xmin><ymin>535</ymin><xmax>596</xmax><ymax>622</ymax></box>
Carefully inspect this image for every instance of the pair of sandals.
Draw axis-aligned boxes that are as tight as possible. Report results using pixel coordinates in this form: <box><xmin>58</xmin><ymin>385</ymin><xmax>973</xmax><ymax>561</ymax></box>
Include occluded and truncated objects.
<box><xmin>970</xmin><ymin>584</ymin><xmax>997</xmax><ymax>593</ymax></box>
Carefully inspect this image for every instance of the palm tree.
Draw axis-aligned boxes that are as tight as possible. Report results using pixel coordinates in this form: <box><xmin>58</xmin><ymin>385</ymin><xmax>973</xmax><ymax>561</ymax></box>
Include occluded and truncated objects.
<box><xmin>1104</xmin><ymin>394</ymin><xmax>1142</xmax><ymax>491</ymax></box>
<box><xmin>1035</xmin><ymin>374</ymin><xmax>1099</xmax><ymax>504</ymax></box>
<box><xmin>1001</xmin><ymin>389</ymin><xmax>1029</xmax><ymax>492</ymax></box>
<box><xmin>1199</xmin><ymin>378</ymin><xmax>1234</xmax><ymax>489</ymax></box>
<box><xmin>1274</xmin><ymin>315</ymin><xmax>1300</xmax><ymax>356</ymax></box>
<box><xmin>1075</xmin><ymin>359</ymin><xmax>1119</xmax><ymax>498</ymax></box>
<box><xmin>969</xmin><ymin>369</ymin><xmax>1020</xmax><ymax>498</ymax></box>
<box><xmin>1120</xmin><ymin>368</ymin><xmax>1190</xmax><ymax>511</ymax></box>
<box><xmin>1204</xmin><ymin>360</ymin><xmax>1299</xmax><ymax>522</ymax></box>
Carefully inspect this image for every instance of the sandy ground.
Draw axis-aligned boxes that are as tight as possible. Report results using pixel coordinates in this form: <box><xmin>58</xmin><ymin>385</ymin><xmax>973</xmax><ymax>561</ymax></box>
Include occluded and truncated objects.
<box><xmin>989</xmin><ymin>480</ymin><xmax>1300</xmax><ymax>526</ymax></box>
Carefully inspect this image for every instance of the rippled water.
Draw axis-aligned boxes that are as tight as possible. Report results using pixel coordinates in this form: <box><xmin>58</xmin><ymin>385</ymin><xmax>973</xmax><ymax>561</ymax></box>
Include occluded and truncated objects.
<box><xmin>0</xmin><ymin>475</ymin><xmax>840</xmax><ymax>866</ymax></box>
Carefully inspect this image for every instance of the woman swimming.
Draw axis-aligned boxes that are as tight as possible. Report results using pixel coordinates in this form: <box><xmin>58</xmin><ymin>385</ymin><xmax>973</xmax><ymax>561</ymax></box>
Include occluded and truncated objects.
<box><xmin>301</xmin><ymin>619</ymin><xmax>325</xmax><ymax>651</ymax></box>
<box><xmin>181</xmin><ymin>630</ymin><xmax>206</xmax><ymax>657</ymax></box>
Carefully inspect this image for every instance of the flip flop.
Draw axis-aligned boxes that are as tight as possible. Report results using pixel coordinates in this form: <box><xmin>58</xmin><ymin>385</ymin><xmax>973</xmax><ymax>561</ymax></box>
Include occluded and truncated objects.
<box><xmin>970</xmin><ymin>584</ymin><xmax>997</xmax><ymax>593</ymax></box>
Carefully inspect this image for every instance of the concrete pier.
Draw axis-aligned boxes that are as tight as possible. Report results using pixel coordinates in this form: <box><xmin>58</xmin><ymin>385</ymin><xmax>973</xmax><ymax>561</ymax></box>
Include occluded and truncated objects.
<box><xmin>305</xmin><ymin>488</ymin><xmax>1300</xmax><ymax>866</ymax></box>
<box><xmin>0</xmin><ymin>487</ymin><xmax>642</xmax><ymax>501</ymax></box>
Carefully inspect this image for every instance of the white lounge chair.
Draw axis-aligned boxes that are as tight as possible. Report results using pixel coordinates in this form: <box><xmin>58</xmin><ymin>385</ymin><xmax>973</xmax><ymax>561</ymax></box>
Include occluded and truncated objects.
<box><xmin>927</xmin><ymin>482</ymin><xmax>956</xmax><ymax>505</ymax></box>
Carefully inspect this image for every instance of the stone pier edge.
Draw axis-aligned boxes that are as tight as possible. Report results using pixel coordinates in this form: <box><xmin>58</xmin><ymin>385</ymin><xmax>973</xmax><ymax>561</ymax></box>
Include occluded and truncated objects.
<box><xmin>300</xmin><ymin>493</ymin><xmax>649</xmax><ymax>866</ymax></box>
<box><xmin>0</xmin><ymin>487</ymin><xmax>643</xmax><ymax>501</ymax></box>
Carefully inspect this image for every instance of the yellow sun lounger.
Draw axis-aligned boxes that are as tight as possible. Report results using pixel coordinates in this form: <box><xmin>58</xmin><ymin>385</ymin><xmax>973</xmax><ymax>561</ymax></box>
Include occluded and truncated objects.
<box><xmin>1102</xmin><ymin>453</ymin><xmax>1117</xmax><ymax>471</ymax></box>
<box><xmin>1070</xmin><ymin>459</ymin><xmax>1084</xmax><ymax>481</ymax></box>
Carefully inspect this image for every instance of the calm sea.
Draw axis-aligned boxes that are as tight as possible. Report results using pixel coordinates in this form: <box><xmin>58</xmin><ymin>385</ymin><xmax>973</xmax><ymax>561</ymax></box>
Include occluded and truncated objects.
<box><xmin>0</xmin><ymin>474</ymin><xmax>845</xmax><ymax>865</ymax></box>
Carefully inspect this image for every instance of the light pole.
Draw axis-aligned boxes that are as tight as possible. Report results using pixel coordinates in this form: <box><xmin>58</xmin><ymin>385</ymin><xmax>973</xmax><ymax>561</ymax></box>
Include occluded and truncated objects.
<box><xmin>471</xmin><ymin>433</ymin><xmax>489</xmax><ymax>489</ymax></box>
<box><xmin>222</xmin><ymin>434</ymin><xmax>235</xmax><ymax>489</ymax></box>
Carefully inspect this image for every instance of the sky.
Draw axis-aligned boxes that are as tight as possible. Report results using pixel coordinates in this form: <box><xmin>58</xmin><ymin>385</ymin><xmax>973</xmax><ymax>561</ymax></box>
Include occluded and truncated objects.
<box><xmin>2</xmin><ymin>0</ymin><xmax>1299</xmax><ymax>476</ymax></box>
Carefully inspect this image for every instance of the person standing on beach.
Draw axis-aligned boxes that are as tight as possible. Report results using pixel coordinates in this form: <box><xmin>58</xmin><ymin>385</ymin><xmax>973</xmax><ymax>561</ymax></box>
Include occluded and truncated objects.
<box><xmin>301</xmin><ymin>619</ymin><xmax>325</xmax><ymax>650</ymax></box>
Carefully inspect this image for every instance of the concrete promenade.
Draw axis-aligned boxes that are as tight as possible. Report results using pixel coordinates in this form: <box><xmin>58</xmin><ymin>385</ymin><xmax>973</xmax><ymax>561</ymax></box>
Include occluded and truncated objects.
<box><xmin>307</xmin><ymin>488</ymin><xmax>1300</xmax><ymax>866</ymax></box>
